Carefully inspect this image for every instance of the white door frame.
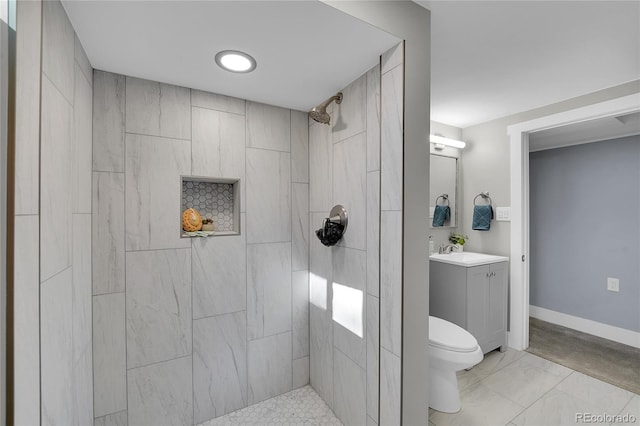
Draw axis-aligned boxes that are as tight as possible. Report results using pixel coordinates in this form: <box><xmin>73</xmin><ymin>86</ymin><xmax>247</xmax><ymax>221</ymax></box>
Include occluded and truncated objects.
<box><xmin>507</xmin><ymin>93</ymin><xmax>640</xmax><ymax>351</ymax></box>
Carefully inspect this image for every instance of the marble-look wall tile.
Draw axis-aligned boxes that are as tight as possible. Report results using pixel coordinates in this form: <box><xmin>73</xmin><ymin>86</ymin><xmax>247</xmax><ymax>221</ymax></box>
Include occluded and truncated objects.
<box><xmin>309</xmin><ymin>212</ymin><xmax>333</xmax><ymax>312</ymax></box>
<box><xmin>193</xmin><ymin>312</ymin><xmax>247</xmax><ymax>423</ymax></box>
<box><xmin>379</xmin><ymin>348</ymin><xmax>401</xmax><ymax>426</ymax></box>
<box><xmin>13</xmin><ymin>216</ymin><xmax>40</xmax><ymax>426</ymax></box>
<box><xmin>332</xmin><ymin>74</ymin><xmax>366</xmax><ymax>144</ymax></box>
<box><xmin>380</xmin><ymin>64</ymin><xmax>404</xmax><ymax>211</ymax></box>
<box><xmin>94</xmin><ymin>410</ymin><xmax>127</xmax><ymax>426</ymax></box>
<box><xmin>247</xmin><ymin>242</ymin><xmax>292</xmax><ymax>339</ymax></box>
<box><xmin>368</xmin><ymin>416</ymin><xmax>378</xmax><ymax>426</ymax></box>
<box><xmin>333</xmin><ymin>133</ymin><xmax>366</xmax><ymax>250</ymax></box>
<box><xmin>366</xmin><ymin>65</ymin><xmax>381</xmax><ymax>172</ymax></box>
<box><xmin>246</xmin><ymin>149</ymin><xmax>291</xmax><ymax>243</ymax></box>
<box><xmin>367</xmin><ymin>171</ymin><xmax>380</xmax><ymax>297</ymax></box>
<box><xmin>125</xmin><ymin>133</ymin><xmax>191</xmax><ymax>251</ymax></box>
<box><xmin>127</xmin><ymin>356</ymin><xmax>193</xmax><ymax>426</ymax></box>
<box><xmin>380</xmin><ymin>211</ymin><xmax>402</xmax><ymax>356</ymax></box>
<box><xmin>93</xmin><ymin>293</ymin><xmax>127</xmax><ymax>418</ymax></box>
<box><xmin>333</xmin><ymin>349</ymin><xmax>367</xmax><ymax>426</ymax></box>
<box><xmin>293</xmin><ymin>270</ymin><xmax>310</xmax><ymax>359</ymax></box>
<box><xmin>381</xmin><ymin>42</ymin><xmax>403</xmax><ymax>74</ymax></box>
<box><xmin>248</xmin><ymin>332</ymin><xmax>293</xmax><ymax>405</ymax></box>
<box><xmin>309</xmin><ymin>305</ymin><xmax>334</xmax><ymax>409</ymax></box>
<box><xmin>192</xmin><ymin>214</ymin><xmax>246</xmax><ymax>319</ymax></box>
<box><xmin>42</xmin><ymin>0</ymin><xmax>74</xmax><ymax>103</ymax></box>
<box><xmin>74</xmin><ymin>33</ymin><xmax>92</xmax><ymax>85</ymax></box>
<box><xmin>366</xmin><ymin>295</ymin><xmax>380</xmax><ymax>422</ymax></box>
<box><xmin>93</xmin><ymin>172</ymin><xmax>125</xmax><ymax>295</ymax></box>
<box><xmin>246</xmin><ymin>101</ymin><xmax>291</xmax><ymax>152</ymax></box>
<box><xmin>41</xmin><ymin>268</ymin><xmax>73</xmax><ymax>425</ymax></box>
<box><xmin>126</xmin><ymin>249</ymin><xmax>192</xmax><ymax>368</ymax></box>
<box><xmin>74</xmin><ymin>63</ymin><xmax>93</xmax><ymax>214</ymax></box>
<box><xmin>93</xmin><ymin>71</ymin><xmax>125</xmax><ymax>173</ymax></box>
<box><xmin>72</xmin><ymin>214</ymin><xmax>94</xmax><ymax>424</ymax></box>
<box><xmin>309</xmin><ymin>121</ymin><xmax>332</xmax><ymax>212</ymax></box>
<box><xmin>40</xmin><ymin>75</ymin><xmax>72</xmax><ymax>281</ymax></box>
<box><xmin>191</xmin><ymin>106</ymin><xmax>245</xmax><ymax>179</ymax></box>
<box><xmin>291</xmin><ymin>110</ymin><xmax>309</xmax><ymax>183</ymax></box>
<box><xmin>125</xmin><ymin>76</ymin><xmax>191</xmax><ymax>140</ymax></box>
<box><xmin>332</xmin><ymin>247</ymin><xmax>366</xmax><ymax>368</ymax></box>
<box><xmin>191</xmin><ymin>89</ymin><xmax>245</xmax><ymax>115</ymax></box>
<box><xmin>191</xmin><ymin>106</ymin><xmax>246</xmax><ymax>212</ymax></box>
<box><xmin>15</xmin><ymin>0</ymin><xmax>41</xmax><ymax>215</ymax></box>
<box><xmin>292</xmin><ymin>183</ymin><xmax>309</xmax><ymax>271</ymax></box>
<box><xmin>293</xmin><ymin>357</ymin><xmax>310</xmax><ymax>389</ymax></box>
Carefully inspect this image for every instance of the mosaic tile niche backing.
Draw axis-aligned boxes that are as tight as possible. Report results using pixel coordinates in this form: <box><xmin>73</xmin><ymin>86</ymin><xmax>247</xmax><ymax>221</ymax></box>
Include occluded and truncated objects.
<box><xmin>182</xmin><ymin>180</ymin><xmax>234</xmax><ymax>232</ymax></box>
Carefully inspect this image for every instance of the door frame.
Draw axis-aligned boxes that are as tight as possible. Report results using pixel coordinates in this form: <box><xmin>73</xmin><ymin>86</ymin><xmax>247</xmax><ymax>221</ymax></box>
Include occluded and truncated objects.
<box><xmin>507</xmin><ymin>93</ymin><xmax>640</xmax><ymax>351</ymax></box>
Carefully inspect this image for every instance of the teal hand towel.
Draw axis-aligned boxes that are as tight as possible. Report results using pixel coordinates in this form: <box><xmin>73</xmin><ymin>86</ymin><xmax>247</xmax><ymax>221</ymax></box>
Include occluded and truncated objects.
<box><xmin>432</xmin><ymin>205</ymin><xmax>451</xmax><ymax>227</ymax></box>
<box><xmin>472</xmin><ymin>205</ymin><xmax>493</xmax><ymax>230</ymax></box>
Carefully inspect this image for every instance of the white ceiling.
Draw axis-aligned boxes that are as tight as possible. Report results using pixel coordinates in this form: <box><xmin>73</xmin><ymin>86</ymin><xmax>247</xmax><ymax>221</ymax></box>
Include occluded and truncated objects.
<box><xmin>529</xmin><ymin>111</ymin><xmax>640</xmax><ymax>152</ymax></box>
<box><xmin>421</xmin><ymin>0</ymin><xmax>640</xmax><ymax>128</ymax></box>
<box><xmin>63</xmin><ymin>1</ymin><xmax>639</xmax><ymax>129</ymax></box>
<box><xmin>62</xmin><ymin>1</ymin><xmax>401</xmax><ymax>113</ymax></box>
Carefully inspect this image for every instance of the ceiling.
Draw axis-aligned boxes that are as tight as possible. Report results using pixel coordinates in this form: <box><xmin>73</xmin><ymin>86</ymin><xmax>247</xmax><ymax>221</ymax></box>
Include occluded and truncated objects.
<box><xmin>62</xmin><ymin>1</ymin><xmax>401</xmax><ymax>113</ymax></box>
<box><xmin>421</xmin><ymin>0</ymin><xmax>640</xmax><ymax>128</ymax></box>
<box><xmin>63</xmin><ymin>1</ymin><xmax>639</xmax><ymax>129</ymax></box>
<box><xmin>529</xmin><ymin>111</ymin><xmax>640</xmax><ymax>152</ymax></box>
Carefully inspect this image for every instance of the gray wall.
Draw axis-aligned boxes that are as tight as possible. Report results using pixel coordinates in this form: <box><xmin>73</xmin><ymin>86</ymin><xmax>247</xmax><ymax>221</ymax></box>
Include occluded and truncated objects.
<box><xmin>13</xmin><ymin>0</ymin><xmax>94</xmax><ymax>423</ymax></box>
<box><xmin>460</xmin><ymin>80</ymin><xmax>640</xmax><ymax>257</ymax></box>
<box><xmin>529</xmin><ymin>136</ymin><xmax>640</xmax><ymax>332</ymax></box>
<box><xmin>92</xmin><ymin>70</ymin><xmax>309</xmax><ymax>425</ymax></box>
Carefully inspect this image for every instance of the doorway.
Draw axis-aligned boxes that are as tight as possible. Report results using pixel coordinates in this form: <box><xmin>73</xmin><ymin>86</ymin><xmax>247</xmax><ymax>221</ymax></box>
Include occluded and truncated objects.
<box><xmin>506</xmin><ymin>93</ymin><xmax>640</xmax><ymax>351</ymax></box>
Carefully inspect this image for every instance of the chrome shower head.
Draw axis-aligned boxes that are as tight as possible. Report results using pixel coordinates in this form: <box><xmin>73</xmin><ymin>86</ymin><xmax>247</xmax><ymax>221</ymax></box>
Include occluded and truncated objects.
<box><xmin>309</xmin><ymin>92</ymin><xmax>343</xmax><ymax>125</ymax></box>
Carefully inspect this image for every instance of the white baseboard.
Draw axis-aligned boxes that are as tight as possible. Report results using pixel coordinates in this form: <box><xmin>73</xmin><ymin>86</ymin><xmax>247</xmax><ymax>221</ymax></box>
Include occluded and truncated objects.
<box><xmin>529</xmin><ymin>305</ymin><xmax>640</xmax><ymax>349</ymax></box>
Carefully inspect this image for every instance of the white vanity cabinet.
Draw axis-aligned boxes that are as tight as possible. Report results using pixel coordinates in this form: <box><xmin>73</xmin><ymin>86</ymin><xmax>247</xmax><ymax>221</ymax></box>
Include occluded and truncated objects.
<box><xmin>429</xmin><ymin>255</ymin><xmax>508</xmax><ymax>354</ymax></box>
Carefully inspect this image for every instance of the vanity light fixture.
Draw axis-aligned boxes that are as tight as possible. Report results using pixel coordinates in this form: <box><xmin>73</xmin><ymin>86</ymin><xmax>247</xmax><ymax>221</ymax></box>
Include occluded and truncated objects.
<box><xmin>430</xmin><ymin>134</ymin><xmax>466</xmax><ymax>149</ymax></box>
<box><xmin>215</xmin><ymin>50</ymin><xmax>257</xmax><ymax>73</ymax></box>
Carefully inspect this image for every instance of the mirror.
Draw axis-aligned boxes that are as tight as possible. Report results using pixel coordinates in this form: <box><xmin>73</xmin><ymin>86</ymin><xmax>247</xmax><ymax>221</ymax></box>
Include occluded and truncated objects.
<box><xmin>430</xmin><ymin>154</ymin><xmax>458</xmax><ymax>227</ymax></box>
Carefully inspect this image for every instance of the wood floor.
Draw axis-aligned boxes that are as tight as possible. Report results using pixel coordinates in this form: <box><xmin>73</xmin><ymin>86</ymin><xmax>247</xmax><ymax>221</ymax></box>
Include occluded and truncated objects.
<box><xmin>527</xmin><ymin>317</ymin><xmax>640</xmax><ymax>395</ymax></box>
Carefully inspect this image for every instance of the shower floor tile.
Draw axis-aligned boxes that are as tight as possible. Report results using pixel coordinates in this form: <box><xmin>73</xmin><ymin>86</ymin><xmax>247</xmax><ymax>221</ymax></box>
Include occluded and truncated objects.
<box><xmin>197</xmin><ymin>385</ymin><xmax>343</xmax><ymax>426</ymax></box>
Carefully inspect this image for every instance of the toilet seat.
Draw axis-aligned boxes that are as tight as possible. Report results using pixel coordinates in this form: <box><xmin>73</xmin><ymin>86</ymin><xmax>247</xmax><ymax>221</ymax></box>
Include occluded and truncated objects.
<box><xmin>429</xmin><ymin>316</ymin><xmax>478</xmax><ymax>353</ymax></box>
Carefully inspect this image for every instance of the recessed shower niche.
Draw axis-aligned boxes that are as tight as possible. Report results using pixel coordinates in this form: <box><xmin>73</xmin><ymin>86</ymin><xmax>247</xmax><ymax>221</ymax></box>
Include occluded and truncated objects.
<box><xmin>180</xmin><ymin>176</ymin><xmax>240</xmax><ymax>237</ymax></box>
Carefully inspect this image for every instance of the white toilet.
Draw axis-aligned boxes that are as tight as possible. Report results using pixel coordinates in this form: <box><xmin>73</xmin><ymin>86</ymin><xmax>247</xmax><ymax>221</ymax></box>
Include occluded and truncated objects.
<box><xmin>428</xmin><ymin>316</ymin><xmax>483</xmax><ymax>413</ymax></box>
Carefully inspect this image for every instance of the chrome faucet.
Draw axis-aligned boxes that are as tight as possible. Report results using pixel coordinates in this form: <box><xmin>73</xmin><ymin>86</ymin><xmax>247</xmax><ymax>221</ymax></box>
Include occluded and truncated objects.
<box><xmin>439</xmin><ymin>244</ymin><xmax>458</xmax><ymax>254</ymax></box>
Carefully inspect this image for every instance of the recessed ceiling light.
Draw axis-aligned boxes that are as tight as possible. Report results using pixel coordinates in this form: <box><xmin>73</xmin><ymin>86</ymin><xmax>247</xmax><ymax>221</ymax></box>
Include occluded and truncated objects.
<box><xmin>215</xmin><ymin>50</ymin><xmax>257</xmax><ymax>73</ymax></box>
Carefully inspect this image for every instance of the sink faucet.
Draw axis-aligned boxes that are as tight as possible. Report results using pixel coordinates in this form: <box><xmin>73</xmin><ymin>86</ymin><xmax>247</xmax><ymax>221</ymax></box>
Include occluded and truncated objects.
<box><xmin>439</xmin><ymin>244</ymin><xmax>458</xmax><ymax>254</ymax></box>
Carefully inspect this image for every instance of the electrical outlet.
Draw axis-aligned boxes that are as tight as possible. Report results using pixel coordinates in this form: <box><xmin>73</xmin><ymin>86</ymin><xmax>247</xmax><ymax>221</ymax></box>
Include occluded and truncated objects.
<box><xmin>607</xmin><ymin>277</ymin><xmax>619</xmax><ymax>292</ymax></box>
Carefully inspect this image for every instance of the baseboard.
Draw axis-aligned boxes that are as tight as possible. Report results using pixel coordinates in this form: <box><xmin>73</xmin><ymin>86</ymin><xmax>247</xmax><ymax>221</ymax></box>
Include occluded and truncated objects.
<box><xmin>529</xmin><ymin>305</ymin><xmax>640</xmax><ymax>349</ymax></box>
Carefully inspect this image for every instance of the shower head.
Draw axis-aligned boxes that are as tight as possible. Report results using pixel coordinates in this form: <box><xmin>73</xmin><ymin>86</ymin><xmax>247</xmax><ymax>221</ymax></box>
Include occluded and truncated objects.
<box><xmin>309</xmin><ymin>92</ymin><xmax>343</xmax><ymax>125</ymax></box>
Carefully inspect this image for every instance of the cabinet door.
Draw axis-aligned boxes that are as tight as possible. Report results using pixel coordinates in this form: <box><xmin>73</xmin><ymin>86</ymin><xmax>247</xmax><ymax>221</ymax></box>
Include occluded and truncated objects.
<box><xmin>466</xmin><ymin>265</ymin><xmax>490</xmax><ymax>345</ymax></box>
<box><xmin>486</xmin><ymin>262</ymin><xmax>508</xmax><ymax>349</ymax></box>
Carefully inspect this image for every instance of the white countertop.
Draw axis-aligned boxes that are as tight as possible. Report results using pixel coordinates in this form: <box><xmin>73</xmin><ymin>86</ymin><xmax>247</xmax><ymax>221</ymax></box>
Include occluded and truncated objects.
<box><xmin>429</xmin><ymin>251</ymin><xmax>509</xmax><ymax>267</ymax></box>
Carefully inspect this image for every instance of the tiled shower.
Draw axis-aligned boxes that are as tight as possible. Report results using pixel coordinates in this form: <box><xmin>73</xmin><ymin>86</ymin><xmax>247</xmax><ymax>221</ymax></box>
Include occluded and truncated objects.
<box><xmin>12</xmin><ymin>0</ymin><xmax>407</xmax><ymax>424</ymax></box>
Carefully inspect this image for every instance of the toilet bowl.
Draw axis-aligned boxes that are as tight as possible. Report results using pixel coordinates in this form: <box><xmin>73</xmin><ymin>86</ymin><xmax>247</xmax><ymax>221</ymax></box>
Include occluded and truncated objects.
<box><xmin>428</xmin><ymin>316</ymin><xmax>483</xmax><ymax>413</ymax></box>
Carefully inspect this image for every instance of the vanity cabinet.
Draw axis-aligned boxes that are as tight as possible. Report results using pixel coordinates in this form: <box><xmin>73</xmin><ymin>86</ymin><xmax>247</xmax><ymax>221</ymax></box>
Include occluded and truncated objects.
<box><xmin>430</xmin><ymin>259</ymin><xmax>508</xmax><ymax>353</ymax></box>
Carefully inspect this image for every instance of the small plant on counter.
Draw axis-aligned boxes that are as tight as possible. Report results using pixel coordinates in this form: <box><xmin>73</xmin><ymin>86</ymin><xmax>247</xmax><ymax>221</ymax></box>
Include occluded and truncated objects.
<box><xmin>449</xmin><ymin>233</ymin><xmax>469</xmax><ymax>246</ymax></box>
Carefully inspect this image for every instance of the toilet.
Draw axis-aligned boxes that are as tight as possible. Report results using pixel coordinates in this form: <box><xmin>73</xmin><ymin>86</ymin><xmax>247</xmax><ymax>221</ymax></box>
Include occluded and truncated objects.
<box><xmin>428</xmin><ymin>316</ymin><xmax>483</xmax><ymax>413</ymax></box>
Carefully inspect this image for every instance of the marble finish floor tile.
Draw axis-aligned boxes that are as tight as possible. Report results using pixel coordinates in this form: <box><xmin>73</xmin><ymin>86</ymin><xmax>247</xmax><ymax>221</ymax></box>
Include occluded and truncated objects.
<box><xmin>198</xmin><ymin>385</ymin><xmax>342</xmax><ymax>426</ymax></box>
<box><xmin>431</xmin><ymin>348</ymin><xmax>640</xmax><ymax>426</ymax></box>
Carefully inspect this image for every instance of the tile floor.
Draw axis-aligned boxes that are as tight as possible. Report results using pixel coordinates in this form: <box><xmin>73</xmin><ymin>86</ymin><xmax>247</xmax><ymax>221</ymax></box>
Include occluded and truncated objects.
<box><xmin>197</xmin><ymin>385</ymin><xmax>342</xmax><ymax>426</ymax></box>
<box><xmin>197</xmin><ymin>349</ymin><xmax>639</xmax><ymax>426</ymax></box>
<box><xmin>430</xmin><ymin>349</ymin><xmax>640</xmax><ymax>426</ymax></box>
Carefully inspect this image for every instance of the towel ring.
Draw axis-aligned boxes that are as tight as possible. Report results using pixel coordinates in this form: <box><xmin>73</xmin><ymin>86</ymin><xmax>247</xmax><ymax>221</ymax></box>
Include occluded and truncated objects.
<box><xmin>473</xmin><ymin>192</ymin><xmax>492</xmax><ymax>206</ymax></box>
<box><xmin>435</xmin><ymin>194</ymin><xmax>449</xmax><ymax>206</ymax></box>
